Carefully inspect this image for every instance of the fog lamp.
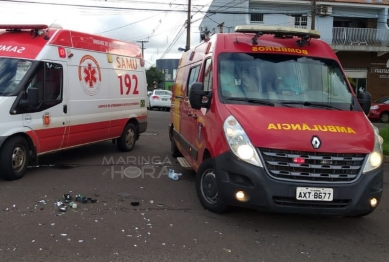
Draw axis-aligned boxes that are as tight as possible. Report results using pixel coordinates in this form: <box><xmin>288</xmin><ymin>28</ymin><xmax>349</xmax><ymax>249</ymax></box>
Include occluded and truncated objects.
<box><xmin>236</xmin><ymin>191</ymin><xmax>249</xmax><ymax>202</ymax></box>
<box><xmin>370</xmin><ymin>198</ymin><xmax>378</xmax><ymax>208</ymax></box>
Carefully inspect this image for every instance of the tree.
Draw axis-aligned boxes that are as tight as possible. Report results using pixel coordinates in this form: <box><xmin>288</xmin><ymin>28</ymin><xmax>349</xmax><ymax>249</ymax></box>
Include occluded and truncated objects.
<box><xmin>146</xmin><ymin>66</ymin><xmax>163</xmax><ymax>90</ymax></box>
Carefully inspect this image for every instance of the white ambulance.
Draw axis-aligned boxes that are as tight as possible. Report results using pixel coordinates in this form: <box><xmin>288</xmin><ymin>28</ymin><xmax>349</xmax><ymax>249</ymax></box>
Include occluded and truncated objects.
<box><xmin>0</xmin><ymin>24</ymin><xmax>148</xmax><ymax>180</ymax></box>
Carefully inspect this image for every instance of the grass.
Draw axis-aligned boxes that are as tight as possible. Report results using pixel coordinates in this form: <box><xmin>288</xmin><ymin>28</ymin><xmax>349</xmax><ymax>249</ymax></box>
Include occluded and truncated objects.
<box><xmin>379</xmin><ymin>127</ymin><xmax>389</xmax><ymax>156</ymax></box>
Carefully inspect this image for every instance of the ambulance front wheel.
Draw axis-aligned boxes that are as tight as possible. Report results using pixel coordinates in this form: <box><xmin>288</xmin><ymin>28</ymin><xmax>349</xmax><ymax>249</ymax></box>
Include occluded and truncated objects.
<box><xmin>117</xmin><ymin>123</ymin><xmax>137</xmax><ymax>152</ymax></box>
<box><xmin>196</xmin><ymin>158</ymin><xmax>230</xmax><ymax>214</ymax></box>
<box><xmin>0</xmin><ymin>136</ymin><xmax>30</xmax><ymax>180</ymax></box>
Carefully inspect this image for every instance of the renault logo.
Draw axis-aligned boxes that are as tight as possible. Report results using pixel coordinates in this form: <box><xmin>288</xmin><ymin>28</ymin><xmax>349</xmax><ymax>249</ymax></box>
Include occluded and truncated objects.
<box><xmin>311</xmin><ymin>136</ymin><xmax>321</xmax><ymax>149</ymax></box>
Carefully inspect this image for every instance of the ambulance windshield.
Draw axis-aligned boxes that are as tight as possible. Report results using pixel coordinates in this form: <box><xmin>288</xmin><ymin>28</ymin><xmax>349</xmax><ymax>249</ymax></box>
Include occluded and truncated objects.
<box><xmin>0</xmin><ymin>58</ymin><xmax>32</xmax><ymax>96</ymax></box>
<box><xmin>218</xmin><ymin>53</ymin><xmax>354</xmax><ymax>111</ymax></box>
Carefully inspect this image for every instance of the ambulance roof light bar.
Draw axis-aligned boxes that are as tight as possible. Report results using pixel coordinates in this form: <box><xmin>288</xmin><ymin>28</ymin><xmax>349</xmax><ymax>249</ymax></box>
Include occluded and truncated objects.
<box><xmin>234</xmin><ymin>25</ymin><xmax>321</xmax><ymax>46</ymax></box>
<box><xmin>0</xmin><ymin>24</ymin><xmax>49</xmax><ymax>30</ymax></box>
<box><xmin>0</xmin><ymin>24</ymin><xmax>50</xmax><ymax>40</ymax></box>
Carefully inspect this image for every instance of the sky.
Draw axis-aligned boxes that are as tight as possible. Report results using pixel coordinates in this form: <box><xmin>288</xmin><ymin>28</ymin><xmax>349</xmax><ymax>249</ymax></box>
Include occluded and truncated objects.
<box><xmin>0</xmin><ymin>0</ymin><xmax>211</xmax><ymax>68</ymax></box>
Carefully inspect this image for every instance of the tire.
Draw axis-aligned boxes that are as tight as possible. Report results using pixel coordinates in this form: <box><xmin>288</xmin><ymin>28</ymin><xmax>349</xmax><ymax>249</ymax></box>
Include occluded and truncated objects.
<box><xmin>380</xmin><ymin>112</ymin><xmax>389</xmax><ymax>123</ymax></box>
<box><xmin>196</xmin><ymin>158</ymin><xmax>230</xmax><ymax>214</ymax></box>
<box><xmin>171</xmin><ymin>137</ymin><xmax>182</xmax><ymax>158</ymax></box>
<box><xmin>117</xmin><ymin>123</ymin><xmax>137</xmax><ymax>152</ymax></box>
<box><xmin>0</xmin><ymin>136</ymin><xmax>30</xmax><ymax>180</ymax></box>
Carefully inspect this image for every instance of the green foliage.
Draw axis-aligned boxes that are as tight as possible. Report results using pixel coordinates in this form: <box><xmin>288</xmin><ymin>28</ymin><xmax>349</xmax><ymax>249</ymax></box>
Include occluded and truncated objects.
<box><xmin>379</xmin><ymin>127</ymin><xmax>389</xmax><ymax>155</ymax></box>
<box><xmin>146</xmin><ymin>66</ymin><xmax>163</xmax><ymax>89</ymax></box>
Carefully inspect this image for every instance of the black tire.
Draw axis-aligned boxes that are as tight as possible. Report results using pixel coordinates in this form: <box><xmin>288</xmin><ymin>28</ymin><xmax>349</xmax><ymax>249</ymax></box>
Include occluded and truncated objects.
<box><xmin>171</xmin><ymin>137</ymin><xmax>182</xmax><ymax>158</ymax></box>
<box><xmin>0</xmin><ymin>136</ymin><xmax>30</xmax><ymax>180</ymax></box>
<box><xmin>380</xmin><ymin>112</ymin><xmax>389</xmax><ymax>123</ymax></box>
<box><xmin>117</xmin><ymin>123</ymin><xmax>137</xmax><ymax>152</ymax></box>
<box><xmin>196</xmin><ymin>158</ymin><xmax>230</xmax><ymax>214</ymax></box>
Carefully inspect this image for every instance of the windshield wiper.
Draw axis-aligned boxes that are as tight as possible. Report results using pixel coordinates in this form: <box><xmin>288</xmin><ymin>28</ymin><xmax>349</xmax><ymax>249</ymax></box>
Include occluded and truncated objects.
<box><xmin>280</xmin><ymin>101</ymin><xmax>342</xmax><ymax>110</ymax></box>
<box><xmin>225</xmin><ymin>97</ymin><xmax>275</xmax><ymax>106</ymax></box>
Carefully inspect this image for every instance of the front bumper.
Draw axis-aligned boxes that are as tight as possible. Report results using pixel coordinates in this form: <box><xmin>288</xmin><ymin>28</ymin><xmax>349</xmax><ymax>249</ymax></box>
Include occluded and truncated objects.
<box><xmin>214</xmin><ymin>151</ymin><xmax>383</xmax><ymax>216</ymax></box>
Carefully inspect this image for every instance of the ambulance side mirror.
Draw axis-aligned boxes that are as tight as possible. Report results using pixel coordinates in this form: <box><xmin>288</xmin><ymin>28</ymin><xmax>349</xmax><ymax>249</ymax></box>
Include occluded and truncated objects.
<box><xmin>20</xmin><ymin>87</ymin><xmax>40</xmax><ymax>108</ymax></box>
<box><xmin>357</xmin><ymin>91</ymin><xmax>371</xmax><ymax>115</ymax></box>
<box><xmin>189</xmin><ymin>82</ymin><xmax>211</xmax><ymax>110</ymax></box>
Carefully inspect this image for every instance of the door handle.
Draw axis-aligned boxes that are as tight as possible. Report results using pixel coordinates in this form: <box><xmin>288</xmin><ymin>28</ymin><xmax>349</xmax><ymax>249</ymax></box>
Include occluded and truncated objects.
<box><xmin>187</xmin><ymin>112</ymin><xmax>193</xmax><ymax>117</ymax></box>
<box><xmin>63</xmin><ymin>105</ymin><xmax>67</xmax><ymax>114</ymax></box>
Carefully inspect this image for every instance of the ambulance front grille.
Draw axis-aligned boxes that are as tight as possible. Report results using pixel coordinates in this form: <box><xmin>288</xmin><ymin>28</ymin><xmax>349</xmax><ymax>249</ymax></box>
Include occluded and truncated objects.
<box><xmin>259</xmin><ymin>148</ymin><xmax>366</xmax><ymax>183</ymax></box>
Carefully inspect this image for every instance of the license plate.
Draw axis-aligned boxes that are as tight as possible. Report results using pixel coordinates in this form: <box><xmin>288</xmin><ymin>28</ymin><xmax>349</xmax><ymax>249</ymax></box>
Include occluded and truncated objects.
<box><xmin>296</xmin><ymin>187</ymin><xmax>333</xmax><ymax>201</ymax></box>
<box><xmin>162</xmin><ymin>98</ymin><xmax>168</xmax><ymax>101</ymax></box>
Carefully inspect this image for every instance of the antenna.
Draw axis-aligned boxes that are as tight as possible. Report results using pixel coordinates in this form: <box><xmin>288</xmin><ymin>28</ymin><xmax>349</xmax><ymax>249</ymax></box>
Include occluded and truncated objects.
<box><xmin>44</xmin><ymin>19</ymin><xmax>59</xmax><ymax>40</ymax></box>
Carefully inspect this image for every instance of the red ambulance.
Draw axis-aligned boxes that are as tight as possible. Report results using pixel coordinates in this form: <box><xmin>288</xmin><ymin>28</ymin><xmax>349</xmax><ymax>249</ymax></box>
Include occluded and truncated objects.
<box><xmin>169</xmin><ymin>25</ymin><xmax>383</xmax><ymax>217</ymax></box>
<box><xmin>0</xmin><ymin>24</ymin><xmax>147</xmax><ymax>180</ymax></box>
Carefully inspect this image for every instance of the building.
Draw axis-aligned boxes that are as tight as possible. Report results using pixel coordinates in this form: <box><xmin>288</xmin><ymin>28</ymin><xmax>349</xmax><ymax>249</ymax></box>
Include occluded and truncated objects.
<box><xmin>156</xmin><ymin>59</ymin><xmax>180</xmax><ymax>90</ymax></box>
<box><xmin>199</xmin><ymin>0</ymin><xmax>389</xmax><ymax>100</ymax></box>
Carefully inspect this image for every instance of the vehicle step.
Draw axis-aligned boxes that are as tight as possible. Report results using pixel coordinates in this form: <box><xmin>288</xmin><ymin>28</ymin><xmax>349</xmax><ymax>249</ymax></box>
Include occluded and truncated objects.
<box><xmin>177</xmin><ymin>157</ymin><xmax>193</xmax><ymax>170</ymax></box>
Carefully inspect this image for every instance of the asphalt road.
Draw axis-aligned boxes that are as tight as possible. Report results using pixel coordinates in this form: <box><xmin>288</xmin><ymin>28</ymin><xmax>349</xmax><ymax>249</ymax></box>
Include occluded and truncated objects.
<box><xmin>1</xmin><ymin>110</ymin><xmax>388</xmax><ymax>262</ymax></box>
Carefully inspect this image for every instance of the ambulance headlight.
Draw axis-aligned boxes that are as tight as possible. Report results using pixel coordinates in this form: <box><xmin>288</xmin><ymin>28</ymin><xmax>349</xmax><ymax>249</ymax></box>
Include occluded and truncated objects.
<box><xmin>363</xmin><ymin>126</ymin><xmax>383</xmax><ymax>173</ymax></box>
<box><xmin>223</xmin><ymin>115</ymin><xmax>263</xmax><ymax>167</ymax></box>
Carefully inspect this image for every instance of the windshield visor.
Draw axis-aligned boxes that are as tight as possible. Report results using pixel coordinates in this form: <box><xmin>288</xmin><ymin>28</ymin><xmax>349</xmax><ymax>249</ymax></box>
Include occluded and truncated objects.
<box><xmin>218</xmin><ymin>53</ymin><xmax>354</xmax><ymax>111</ymax></box>
<box><xmin>0</xmin><ymin>58</ymin><xmax>32</xmax><ymax>96</ymax></box>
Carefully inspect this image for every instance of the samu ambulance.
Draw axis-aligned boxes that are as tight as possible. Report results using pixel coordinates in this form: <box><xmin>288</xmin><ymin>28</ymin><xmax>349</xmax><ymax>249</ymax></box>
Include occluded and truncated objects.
<box><xmin>0</xmin><ymin>24</ymin><xmax>147</xmax><ymax>180</ymax></box>
<box><xmin>169</xmin><ymin>25</ymin><xmax>383</xmax><ymax>217</ymax></box>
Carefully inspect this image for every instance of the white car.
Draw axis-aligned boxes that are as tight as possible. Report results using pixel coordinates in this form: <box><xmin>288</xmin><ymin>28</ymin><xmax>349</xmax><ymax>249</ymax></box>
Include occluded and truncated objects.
<box><xmin>148</xmin><ymin>89</ymin><xmax>172</xmax><ymax>111</ymax></box>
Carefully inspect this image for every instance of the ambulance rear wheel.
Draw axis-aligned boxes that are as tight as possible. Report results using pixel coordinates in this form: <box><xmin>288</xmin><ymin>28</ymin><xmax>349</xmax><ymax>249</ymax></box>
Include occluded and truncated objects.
<box><xmin>0</xmin><ymin>136</ymin><xmax>29</xmax><ymax>180</ymax></box>
<box><xmin>117</xmin><ymin>123</ymin><xmax>137</xmax><ymax>152</ymax></box>
<box><xmin>196</xmin><ymin>158</ymin><xmax>229</xmax><ymax>214</ymax></box>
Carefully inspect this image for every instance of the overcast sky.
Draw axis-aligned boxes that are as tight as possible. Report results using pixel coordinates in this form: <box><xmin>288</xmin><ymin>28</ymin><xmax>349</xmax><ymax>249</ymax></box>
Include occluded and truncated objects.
<box><xmin>0</xmin><ymin>0</ymin><xmax>211</xmax><ymax>68</ymax></box>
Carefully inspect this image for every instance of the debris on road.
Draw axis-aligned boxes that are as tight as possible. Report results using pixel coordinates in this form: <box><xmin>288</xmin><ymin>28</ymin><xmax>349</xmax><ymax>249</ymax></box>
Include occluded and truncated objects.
<box><xmin>168</xmin><ymin>169</ymin><xmax>182</xmax><ymax>180</ymax></box>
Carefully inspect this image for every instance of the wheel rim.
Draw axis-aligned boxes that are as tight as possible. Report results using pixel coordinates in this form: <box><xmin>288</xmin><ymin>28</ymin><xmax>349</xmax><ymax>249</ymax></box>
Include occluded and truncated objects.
<box><xmin>12</xmin><ymin>146</ymin><xmax>26</xmax><ymax>172</ymax></box>
<box><xmin>381</xmin><ymin>114</ymin><xmax>389</xmax><ymax>123</ymax></box>
<box><xmin>200</xmin><ymin>169</ymin><xmax>218</xmax><ymax>205</ymax></box>
<box><xmin>125</xmin><ymin>128</ymin><xmax>135</xmax><ymax>148</ymax></box>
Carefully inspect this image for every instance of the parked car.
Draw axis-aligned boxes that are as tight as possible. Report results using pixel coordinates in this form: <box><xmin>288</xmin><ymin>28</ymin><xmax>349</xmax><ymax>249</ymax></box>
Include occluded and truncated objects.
<box><xmin>369</xmin><ymin>96</ymin><xmax>389</xmax><ymax>123</ymax></box>
<box><xmin>148</xmin><ymin>89</ymin><xmax>172</xmax><ymax>111</ymax></box>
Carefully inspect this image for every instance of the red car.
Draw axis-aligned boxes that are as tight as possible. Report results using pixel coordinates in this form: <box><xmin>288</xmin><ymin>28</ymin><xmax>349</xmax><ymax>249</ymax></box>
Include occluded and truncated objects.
<box><xmin>369</xmin><ymin>96</ymin><xmax>389</xmax><ymax>123</ymax></box>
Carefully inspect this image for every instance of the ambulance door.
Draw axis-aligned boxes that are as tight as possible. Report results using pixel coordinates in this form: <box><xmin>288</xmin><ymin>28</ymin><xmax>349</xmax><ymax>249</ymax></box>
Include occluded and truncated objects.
<box><xmin>22</xmin><ymin>61</ymin><xmax>68</xmax><ymax>154</ymax></box>
<box><xmin>180</xmin><ymin>65</ymin><xmax>201</xmax><ymax>164</ymax></box>
<box><xmin>187</xmin><ymin>59</ymin><xmax>212</xmax><ymax>166</ymax></box>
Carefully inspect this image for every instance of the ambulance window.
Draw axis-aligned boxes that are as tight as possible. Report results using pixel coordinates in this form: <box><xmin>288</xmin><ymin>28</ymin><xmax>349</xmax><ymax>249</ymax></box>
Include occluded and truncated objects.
<box><xmin>43</xmin><ymin>62</ymin><xmax>63</xmax><ymax>102</ymax></box>
<box><xmin>187</xmin><ymin>65</ymin><xmax>201</xmax><ymax>96</ymax></box>
<box><xmin>203</xmin><ymin>59</ymin><xmax>212</xmax><ymax>91</ymax></box>
<box><xmin>30</xmin><ymin>64</ymin><xmax>45</xmax><ymax>101</ymax></box>
<box><xmin>27</xmin><ymin>62</ymin><xmax>63</xmax><ymax>106</ymax></box>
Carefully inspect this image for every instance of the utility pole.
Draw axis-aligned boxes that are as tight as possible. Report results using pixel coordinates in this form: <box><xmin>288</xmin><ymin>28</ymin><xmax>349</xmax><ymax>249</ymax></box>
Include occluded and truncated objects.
<box><xmin>311</xmin><ymin>0</ymin><xmax>317</xmax><ymax>30</ymax></box>
<box><xmin>185</xmin><ymin>0</ymin><xmax>191</xmax><ymax>51</ymax></box>
<box><xmin>137</xmin><ymin>40</ymin><xmax>148</xmax><ymax>58</ymax></box>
